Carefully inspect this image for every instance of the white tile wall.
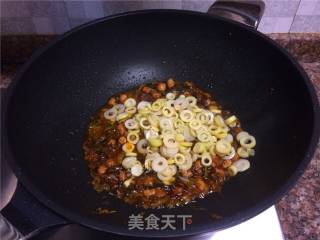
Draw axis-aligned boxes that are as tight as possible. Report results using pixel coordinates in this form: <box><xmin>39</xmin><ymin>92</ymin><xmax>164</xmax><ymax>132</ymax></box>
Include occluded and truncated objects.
<box><xmin>290</xmin><ymin>0</ymin><xmax>320</xmax><ymax>32</ymax></box>
<box><xmin>1</xmin><ymin>0</ymin><xmax>320</xmax><ymax>35</ymax></box>
<box><xmin>83</xmin><ymin>1</ymin><xmax>104</xmax><ymax>18</ymax></box>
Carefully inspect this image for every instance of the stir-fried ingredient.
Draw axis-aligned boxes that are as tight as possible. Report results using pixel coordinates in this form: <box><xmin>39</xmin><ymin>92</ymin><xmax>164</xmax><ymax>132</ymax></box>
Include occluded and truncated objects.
<box><xmin>83</xmin><ymin>80</ymin><xmax>256</xmax><ymax>209</ymax></box>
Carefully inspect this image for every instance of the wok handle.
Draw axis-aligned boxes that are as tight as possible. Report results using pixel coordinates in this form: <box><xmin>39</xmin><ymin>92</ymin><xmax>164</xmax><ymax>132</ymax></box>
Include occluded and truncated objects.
<box><xmin>208</xmin><ymin>0</ymin><xmax>265</xmax><ymax>29</ymax></box>
<box><xmin>1</xmin><ymin>183</ymin><xmax>68</xmax><ymax>240</ymax></box>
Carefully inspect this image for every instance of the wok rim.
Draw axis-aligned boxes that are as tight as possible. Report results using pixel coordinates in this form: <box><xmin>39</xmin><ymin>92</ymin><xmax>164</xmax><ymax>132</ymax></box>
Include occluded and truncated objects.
<box><xmin>2</xmin><ymin>9</ymin><xmax>320</xmax><ymax>238</ymax></box>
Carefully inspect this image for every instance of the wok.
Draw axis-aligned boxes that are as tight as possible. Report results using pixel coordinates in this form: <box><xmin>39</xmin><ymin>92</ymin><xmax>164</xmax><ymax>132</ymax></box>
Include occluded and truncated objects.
<box><xmin>2</xmin><ymin>10</ymin><xmax>320</xmax><ymax>238</ymax></box>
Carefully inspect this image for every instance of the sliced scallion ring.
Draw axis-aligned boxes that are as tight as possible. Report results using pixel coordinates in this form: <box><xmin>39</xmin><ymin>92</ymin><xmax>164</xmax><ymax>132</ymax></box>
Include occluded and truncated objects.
<box><xmin>212</xmin><ymin>128</ymin><xmax>228</xmax><ymax>139</ymax></box>
<box><xmin>160</xmin><ymin>146</ymin><xmax>179</xmax><ymax>158</ymax></box>
<box><xmin>116</xmin><ymin>112</ymin><xmax>130</xmax><ymax>121</ymax></box>
<box><xmin>178</xmin><ymin>153</ymin><xmax>193</xmax><ymax>170</ymax></box>
<box><xmin>124</xmin><ymin>98</ymin><xmax>136</xmax><ymax>108</ymax></box>
<box><xmin>114</xmin><ymin>104</ymin><xmax>125</xmax><ymax>113</ymax></box>
<box><xmin>163</xmin><ymin>134</ymin><xmax>178</xmax><ymax>148</ymax></box>
<box><xmin>180</xmin><ymin>110</ymin><xmax>194</xmax><ymax>122</ymax></box>
<box><xmin>127</xmin><ymin>131</ymin><xmax>140</xmax><ymax>144</ymax></box>
<box><xmin>174</xmin><ymin>98</ymin><xmax>188</xmax><ymax>111</ymax></box>
<box><xmin>174</xmin><ymin>119</ymin><xmax>184</xmax><ymax>128</ymax></box>
<box><xmin>162</xmin><ymin>106</ymin><xmax>175</xmax><ymax>117</ymax></box>
<box><xmin>139</xmin><ymin>117</ymin><xmax>151</xmax><ymax>129</ymax></box>
<box><xmin>137</xmin><ymin>101</ymin><xmax>151</xmax><ymax>110</ymax></box>
<box><xmin>189</xmin><ymin>119</ymin><xmax>202</xmax><ymax>130</ymax></box>
<box><xmin>201</xmin><ymin>153</ymin><xmax>212</xmax><ymax>167</ymax></box>
<box><xmin>125</xmin><ymin>106</ymin><xmax>137</xmax><ymax>115</ymax></box>
<box><xmin>237</xmin><ymin>147</ymin><xmax>250</xmax><ymax>158</ymax></box>
<box><xmin>174</xmin><ymin>153</ymin><xmax>186</xmax><ymax>165</ymax></box>
<box><xmin>125</xmin><ymin>119</ymin><xmax>138</xmax><ymax>130</ymax></box>
<box><xmin>160</xmin><ymin>165</ymin><xmax>177</xmax><ymax>177</ymax></box>
<box><xmin>225</xmin><ymin>115</ymin><xmax>237</xmax><ymax>127</ymax></box>
<box><xmin>197</xmin><ymin>131</ymin><xmax>211</xmax><ymax>142</ymax></box>
<box><xmin>104</xmin><ymin>108</ymin><xmax>117</xmax><ymax>120</ymax></box>
<box><xmin>137</xmin><ymin>139</ymin><xmax>148</xmax><ymax>155</ymax></box>
<box><xmin>159</xmin><ymin>118</ymin><xmax>173</xmax><ymax>129</ymax></box>
<box><xmin>240</xmin><ymin>135</ymin><xmax>256</xmax><ymax>149</ymax></box>
<box><xmin>236</xmin><ymin>131</ymin><xmax>249</xmax><ymax>142</ymax></box>
<box><xmin>157</xmin><ymin>172</ymin><xmax>175</xmax><ymax>183</ymax></box>
<box><xmin>193</xmin><ymin>142</ymin><xmax>206</xmax><ymax>154</ymax></box>
<box><xmin>196</xmin><ymin>112</ymin><xmax>208</xmax><ymax>124</ymax></box>
<box><xmin>151</xmin><ymin>100</ymin><xmax>163</xmax><ymax>111</ymax></box>
<box><xmin>152</xmin><ymin>157</ymin><xmax>168</xmax><ymax>172</ymax></box>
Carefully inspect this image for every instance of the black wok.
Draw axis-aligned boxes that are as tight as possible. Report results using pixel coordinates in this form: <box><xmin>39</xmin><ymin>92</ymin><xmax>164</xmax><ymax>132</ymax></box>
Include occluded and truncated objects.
<box><xmin>2</xmin><ymin>10</ymin><xmax>320</xmax><ymax>238</ymax></box>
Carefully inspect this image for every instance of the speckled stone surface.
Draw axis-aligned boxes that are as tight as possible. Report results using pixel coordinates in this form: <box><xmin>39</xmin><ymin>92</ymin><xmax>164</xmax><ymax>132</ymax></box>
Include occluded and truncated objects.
<box><xmin>268</xmin><ymin>33</ymin><xmax>320</xmax><ymax>240</ymax></box>
<box><xmin>1</xmin><ymin>33</ymin><xmax>320</xmax><ymax>240</ymax></box>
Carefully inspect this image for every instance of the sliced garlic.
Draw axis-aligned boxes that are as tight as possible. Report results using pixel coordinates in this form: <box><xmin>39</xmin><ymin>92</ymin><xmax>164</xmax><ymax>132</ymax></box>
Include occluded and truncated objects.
<box><xmin>166</xmin><ymin>92</ymin><xmax>176</xmax><ymax>100</ymax></box>
<box><xmin>160</xmin><ymin>146</ymin><xmax>179</xmax><ymax>158</ymax></box>
<box><xmin>122</xmin><ymin>156</ymin><xmax>138</xmax><ymax>169</ymax></box>
<box><xmin>233</xmin><ymin>159</ymin><xmax>250</xmax><ymax>172</ymax></box>
<box><xmin>131</xmin><ymin>163</ymin><xmax>143</xmax><ymax>176</ymax></box>
<box><xmin>215</xmin><ymin>140</ymin><xmax>232</xmax><ymax>156</ymax></box>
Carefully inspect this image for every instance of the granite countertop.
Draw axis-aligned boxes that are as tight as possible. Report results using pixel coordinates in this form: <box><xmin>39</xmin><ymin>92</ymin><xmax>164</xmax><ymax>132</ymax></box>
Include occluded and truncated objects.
<box><xmin>1</xmin><ymin>33</ymin><xmax>320</xmax><ymax>240</ymax></box>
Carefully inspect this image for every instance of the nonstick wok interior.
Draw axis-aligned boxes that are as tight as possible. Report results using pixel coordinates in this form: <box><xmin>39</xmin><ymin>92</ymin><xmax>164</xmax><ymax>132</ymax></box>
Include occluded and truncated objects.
<box><xmin>3</xmin><ymin>11</ymin><xmax>318</xmax><ymax>237</ymax></box>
